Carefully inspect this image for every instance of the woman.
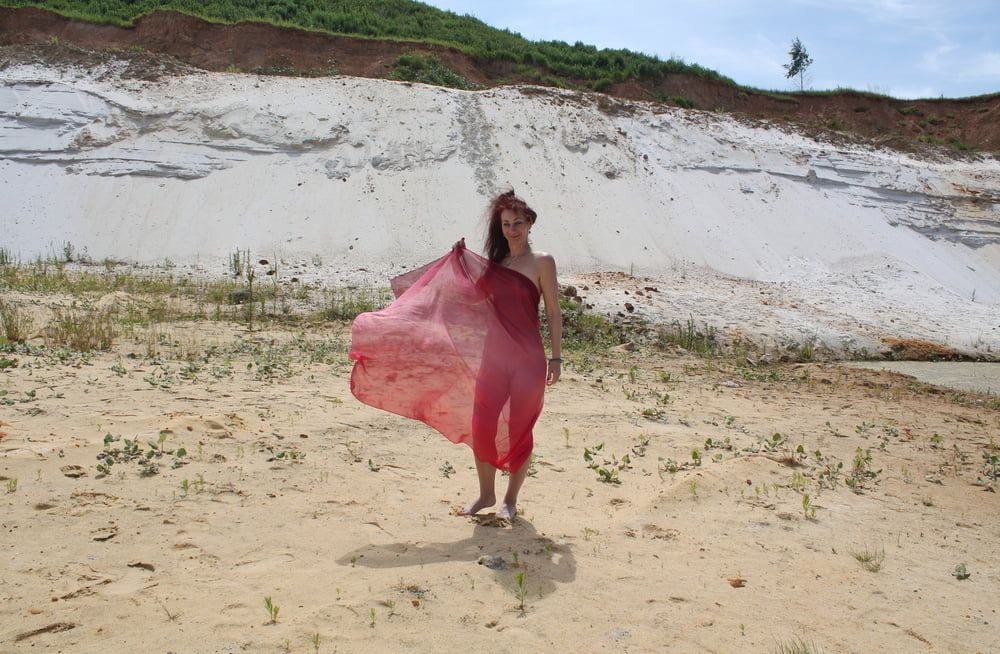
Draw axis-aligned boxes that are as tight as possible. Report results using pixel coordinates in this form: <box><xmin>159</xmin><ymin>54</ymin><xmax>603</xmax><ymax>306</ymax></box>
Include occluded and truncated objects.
<box><xmin>349</xmin><ymin>190</ymin><xmax>562</xmax><ymax>522</ymax></box>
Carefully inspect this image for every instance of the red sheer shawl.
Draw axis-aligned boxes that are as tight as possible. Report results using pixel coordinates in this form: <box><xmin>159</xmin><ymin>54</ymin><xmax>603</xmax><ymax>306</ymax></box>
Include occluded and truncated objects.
<box><xmin>349</xmin><ymin>244</ymin><xmax>545</xmax><ymax>473</ymax></box>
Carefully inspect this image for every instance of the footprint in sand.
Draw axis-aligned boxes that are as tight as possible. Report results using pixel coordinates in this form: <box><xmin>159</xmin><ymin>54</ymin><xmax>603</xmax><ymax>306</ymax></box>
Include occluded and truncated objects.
<box><xmin>203</xmin><ymin>419</ymin><xmax>233</xmax><ymax>438</ymax></box>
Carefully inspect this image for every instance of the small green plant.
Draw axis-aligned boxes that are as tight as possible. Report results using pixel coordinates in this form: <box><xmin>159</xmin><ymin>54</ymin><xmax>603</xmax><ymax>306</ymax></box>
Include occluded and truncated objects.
<box><xmin>952</xmin><ymin>563</ymin><xmax>970</xmax><ymax>580</ymax></box>
<box><xmin>801</xmin><ymin>493</ymin><xmax>817</xmax><ymax>520</ymax></box>
<box><xmin>264</xmin><ymin>596</ymin><xmax>279</xmax><ymax>624</ymax></box>
<box><xmin>846</xmin><ymin>447</ymin><xmax>880</xmax><ymax>493</ymax></box>
<box><xmin>930</xmin><ymin>433</ymin><xmax>943</xmax><ymax>448</ymax></box>
<box><xmin>851</xmin><ymin>545</ymin><xmax>885</xmax><ymax>572</ymax></box>
<box><xmin>563</xmin><ymin>426</ymin><xmax>570</xmax><ymax>448</ymax></box>
<box><xmin>898</xmin><ymin>105</ymin><xmax>922</xmax><ymax>116</ymax></box>
<box><xmin>583</xmin><ymin>443</ymin><xmax>629</xmax><ymax>484</ymax></box>
<box><xmin>5</xmin><ymin>478</ymin><xmax>17</xmax><ymax>493</ymax></box>
<box><xmin>790</xmin><ymin>471</ymin><xmax>807</xmax><ymax>491</ymax></box>
<box><xmin>439</xmin><ymin>461</ymin><xmax>455</xmax><ymax>478</ymax></box>
<box><xmin>379</xmin><ymin>598</ymin><xmax>397</xmax><ymax>617</ymax></box>
<box><xmin>514</xmin><ymin>571</ymin><xmax>528</xmax><ymax>611</ymax></box>
<box><xmin>310</xmin><ymin>633</ymin><xmax>321</xmax><ymax>654</ymax></box>
<box><xmin>369</xmin><ymin>607</ymin><xmax>376</xmax><ymax>628</ymax></box>
<box><xmin>977</xmin><ymin>451</ymin><xmax>999</xmax><ymax>492</ymax></box>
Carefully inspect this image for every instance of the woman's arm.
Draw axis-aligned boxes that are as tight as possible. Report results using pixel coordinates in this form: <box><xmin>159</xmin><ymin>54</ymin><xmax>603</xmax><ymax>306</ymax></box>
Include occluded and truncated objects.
<box><xmin>538</xmin><ymin>254</ymin><xmax>562</xmax><ymax>385</ymax></box>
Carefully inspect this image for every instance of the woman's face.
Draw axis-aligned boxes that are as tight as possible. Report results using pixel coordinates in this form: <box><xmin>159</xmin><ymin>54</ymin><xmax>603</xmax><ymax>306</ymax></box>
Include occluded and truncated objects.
<box><xmin>500</xmin><ymin>209</ymin><xmax>531</xmax><ymax>247</ymax></box>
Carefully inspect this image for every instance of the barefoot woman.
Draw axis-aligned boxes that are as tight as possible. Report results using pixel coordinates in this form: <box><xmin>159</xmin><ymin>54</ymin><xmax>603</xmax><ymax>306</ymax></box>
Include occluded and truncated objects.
<box><xmin>349</xmin><ymin>190</ymin><xmax>562</xmax><ymax>521</ymax></box>
<box><xmin>461</xmin><ymin>191</ymin><xmax>562</xmax><ymax>520</ymax></box>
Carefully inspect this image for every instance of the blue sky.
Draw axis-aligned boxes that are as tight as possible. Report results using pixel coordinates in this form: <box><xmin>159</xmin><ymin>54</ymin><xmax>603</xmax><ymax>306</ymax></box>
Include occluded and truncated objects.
<box><xmin>426</xmin><ymin>0</ymin><xmax>1000</xmax><ymax>98</ymax></box>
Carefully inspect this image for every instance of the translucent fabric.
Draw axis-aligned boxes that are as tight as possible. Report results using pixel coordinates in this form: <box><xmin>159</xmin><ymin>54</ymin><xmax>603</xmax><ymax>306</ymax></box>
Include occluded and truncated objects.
<box><xmin>349</xmin><ymin>243</ymin><xmax>545</xmax><ymax>473</ymax></box>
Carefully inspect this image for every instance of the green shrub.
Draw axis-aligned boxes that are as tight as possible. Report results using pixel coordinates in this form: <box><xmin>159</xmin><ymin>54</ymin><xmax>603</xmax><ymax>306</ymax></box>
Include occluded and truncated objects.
<box><xmin>388</xmin><ymin>53</ymin><xmax>472</xmax><ymax>89</ymax></box>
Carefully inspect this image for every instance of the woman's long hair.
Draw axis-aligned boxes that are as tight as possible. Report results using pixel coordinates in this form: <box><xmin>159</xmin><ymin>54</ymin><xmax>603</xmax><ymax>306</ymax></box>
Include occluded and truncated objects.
<box><xmin>484</xmin><ymin>190</ymin><xmax>537</xmax><ymax>263</ymax></box>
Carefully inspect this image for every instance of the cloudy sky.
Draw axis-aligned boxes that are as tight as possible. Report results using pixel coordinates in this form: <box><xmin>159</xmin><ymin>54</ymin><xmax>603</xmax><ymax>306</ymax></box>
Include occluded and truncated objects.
<box><xmin>426</xmin><ymin>0</ymin><xmax>999</xmax><ymax>98</ymax></box>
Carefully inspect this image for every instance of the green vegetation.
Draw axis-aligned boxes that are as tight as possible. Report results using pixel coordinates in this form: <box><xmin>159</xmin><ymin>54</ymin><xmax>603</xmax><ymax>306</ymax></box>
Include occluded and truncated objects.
<box><xmin>388</xmin><ymin>52</ymin><xmax>472</xmax><ymax>89</ymax></box>
<box><xmin>3</xmin><ymin>0</ymin><xmax>734</xmax><ymax>87</ymax></box>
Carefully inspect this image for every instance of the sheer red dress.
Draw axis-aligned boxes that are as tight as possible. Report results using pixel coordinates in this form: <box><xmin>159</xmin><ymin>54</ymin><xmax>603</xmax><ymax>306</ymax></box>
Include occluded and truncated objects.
<box><xmin>349</xmin><ymin>243</ymin><xmax>546</xmax><ymax>473</ymax></box>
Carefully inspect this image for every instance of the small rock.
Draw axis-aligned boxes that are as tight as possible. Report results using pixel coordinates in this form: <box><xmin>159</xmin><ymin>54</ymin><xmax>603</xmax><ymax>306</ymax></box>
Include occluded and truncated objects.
<box><xmin>478</xmin><ymin>555</ymin><xmax>507</xmax><ymax>570</ymax></box>
<box><xmin>624</xmin><ymin>302</ymin><xmax>635</xmax><ymax>313</ymax></box>
<box><xmin>609</xmin><ymin>628</ymin><xmax>631</xmax><ymax>642</ymax></box>
<box><xmin>561</xmin><ymin>285</ymin><xmax>578</xmax><ymax>298</ymax></box>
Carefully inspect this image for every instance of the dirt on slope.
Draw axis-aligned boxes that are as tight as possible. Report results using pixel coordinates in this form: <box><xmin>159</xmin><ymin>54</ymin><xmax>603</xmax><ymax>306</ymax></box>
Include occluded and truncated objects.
<box><xmin>2</xmin><ymin>6</ymin><xmax>999</xmax><ymax>154</ymax></box>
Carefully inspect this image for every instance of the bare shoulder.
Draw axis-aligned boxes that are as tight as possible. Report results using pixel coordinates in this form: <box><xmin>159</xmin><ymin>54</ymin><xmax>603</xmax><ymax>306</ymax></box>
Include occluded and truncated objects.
<box><xmin>533</xmin><ymin>252</ymin><xmax>557</xmax><ymax>269</ymax></box>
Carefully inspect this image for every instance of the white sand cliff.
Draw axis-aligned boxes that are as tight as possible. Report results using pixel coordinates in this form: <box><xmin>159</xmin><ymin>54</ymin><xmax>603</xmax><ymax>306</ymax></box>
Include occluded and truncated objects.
<box><xmin>1</xmin><ymin>61</ymin><xmax>998</xmax><ymax>356</ymax></box>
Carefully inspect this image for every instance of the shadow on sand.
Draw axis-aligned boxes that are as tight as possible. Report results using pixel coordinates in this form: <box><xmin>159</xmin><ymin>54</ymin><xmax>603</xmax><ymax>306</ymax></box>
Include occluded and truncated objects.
<box><xmin>336</xmin><ymin>515</ymin><xmax>576</xmax><ymax>601</ymax></box>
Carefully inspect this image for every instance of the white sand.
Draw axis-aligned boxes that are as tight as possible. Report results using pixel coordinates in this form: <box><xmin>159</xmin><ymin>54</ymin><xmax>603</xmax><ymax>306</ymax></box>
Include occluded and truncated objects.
<box><xmin>1</xmin><ymin>61</ymin><xmax>999</xmax><ymax>356</ymax></box>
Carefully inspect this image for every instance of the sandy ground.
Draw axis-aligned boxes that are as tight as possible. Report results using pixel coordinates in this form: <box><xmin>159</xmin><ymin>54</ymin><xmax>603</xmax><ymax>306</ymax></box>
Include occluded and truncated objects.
<box><xmin>2</xmin><ymin>319</ymin><xmax>999</xmax><ymax>653</ymax></box>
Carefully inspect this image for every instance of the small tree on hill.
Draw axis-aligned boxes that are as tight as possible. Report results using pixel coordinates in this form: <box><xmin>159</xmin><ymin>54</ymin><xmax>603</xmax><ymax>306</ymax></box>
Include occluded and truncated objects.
<box><xmin>784</xmin><ymin>37</ymin><xmax>813</xmax><ymax>92</ymax></box>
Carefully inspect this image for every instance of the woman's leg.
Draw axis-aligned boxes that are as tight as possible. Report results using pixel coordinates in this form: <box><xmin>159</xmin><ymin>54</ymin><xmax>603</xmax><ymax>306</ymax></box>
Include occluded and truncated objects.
<box><xmin>462</xmin><ymin>457</ymin><xmax>498</xmax><ymax>515</ymax></box>
<box><xmin>499</xmin><ymin>459</ymin><xmax>529</xmax><ymax>519</ymax></box>
<box><xmin>498</xmin><ymin>360</ymin><xmax>545</xmax><ymax>520</ymax></box>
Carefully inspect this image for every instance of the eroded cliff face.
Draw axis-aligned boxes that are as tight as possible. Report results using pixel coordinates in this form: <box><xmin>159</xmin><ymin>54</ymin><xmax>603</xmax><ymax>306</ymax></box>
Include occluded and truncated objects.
<box><xmin>1</xmin><ymin>58</ymin><xmax>998</xmax><ymax>356</ymax></box>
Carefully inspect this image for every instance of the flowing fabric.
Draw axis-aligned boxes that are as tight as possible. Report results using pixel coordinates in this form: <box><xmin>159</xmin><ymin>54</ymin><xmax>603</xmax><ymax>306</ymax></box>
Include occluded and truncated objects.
<box><xmin>349</xmin><ymin>243</ymin><xmax>545</xmax><ymax>473</ymax></box>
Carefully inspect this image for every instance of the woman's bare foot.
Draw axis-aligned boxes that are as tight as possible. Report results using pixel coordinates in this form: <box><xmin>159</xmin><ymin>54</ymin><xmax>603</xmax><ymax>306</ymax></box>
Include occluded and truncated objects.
<box><xmin>497</xmin><ymin>503</ymin><xmax>517</xmax><ymax>521</ymax></box>
<box><xmin>461</xmin><ymin>495</ymin><xmax>496</xmax><ymax>516</ymax></box>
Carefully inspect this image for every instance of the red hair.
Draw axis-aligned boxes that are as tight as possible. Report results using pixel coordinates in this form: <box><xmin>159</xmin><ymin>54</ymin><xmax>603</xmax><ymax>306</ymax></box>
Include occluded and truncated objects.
<box><xmin>484</xmin><ymin>190</ymin><xmax>537</xmax><ymax>263</ymax></box>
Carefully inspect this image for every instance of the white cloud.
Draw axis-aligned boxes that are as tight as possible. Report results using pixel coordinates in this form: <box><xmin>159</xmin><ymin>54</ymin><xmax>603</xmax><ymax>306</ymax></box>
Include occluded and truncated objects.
<box><xmin>921</xmin><ymin>43</ymin><xmax>959</xmax><ymax>72</ymax></box>
<box><xmin>963</xmin><ymin>51</ymin><xmax>1000</xmax><ymax>79</ymax></box>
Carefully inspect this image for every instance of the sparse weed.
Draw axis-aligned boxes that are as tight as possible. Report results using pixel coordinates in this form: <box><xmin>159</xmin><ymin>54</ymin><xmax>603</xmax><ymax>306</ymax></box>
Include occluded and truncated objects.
<box><xmin>851</xmin><ymin>545</ymin><xmax>885</xmax><ymax>572</ymax></box>
<box><xmin>977</xmin><ymin>450</ymin><xmax>999</xmax><ymax>491</ymax></box>
<box><xmin>655</xmin><ymin>317</ymin><xmax>718</xmax><ymax>356</ymax></box>
<box><xmin>0</xmin><ymin>300</ymin><xmax>34</xmax><ymax>342</ymax></box>
<box><xmin>322</xmin><ymin>287</ymin><xmax>392</xmax><ymax>321</ymax></box>
<box><xmin>46</xmin><ymin>309</ymin><xmax>115</xmax><ymax>352</ymax></box>
<box><xmin>772</xmin><ymin>637</ymin><xmax>823</xmax><ymax>654</ymax></box>
<box><xmin>583</xmin><ymin>443</ymin><xmax>630</xmax><ymax>484</ymax></box>
<box><xmin>953</xmin><ymin>563</ymin><xmax>970</xmax><ymax>580</ymax></box>
<box><xmin>514</xmin><ymin>571</ymin><xmax>528</xmax><ymax>611</ymax></box>
<box><xmin>5</xmin><ymin>478</ymin><xmax>17</xmax><ymax>493</ymax></box>
<box><xmin>264</xmin><ymin>596</ymin><xmax>279</xmax><ymax>624</ymax></box>
<box><xmin>801</xmin><ymin>493</ymin><xmax>817</xmax><ymax>520</ymax></box>
<box><xmin>846</xmin><ymin>447</ymin><xmax>880</xmax><ymax>493</ymax></box>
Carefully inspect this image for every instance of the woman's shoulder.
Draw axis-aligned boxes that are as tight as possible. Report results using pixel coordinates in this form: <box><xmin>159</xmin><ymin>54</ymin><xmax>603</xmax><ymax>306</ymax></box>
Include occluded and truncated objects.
<box><xmin>531</xmin><ymin>251</ymin><xmax>555</xmax><ymax>263</ymax></box>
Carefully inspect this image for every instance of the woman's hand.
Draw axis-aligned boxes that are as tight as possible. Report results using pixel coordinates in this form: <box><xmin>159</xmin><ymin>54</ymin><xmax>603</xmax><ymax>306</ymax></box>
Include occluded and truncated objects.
<box><xmin>546</xmin><ymin>359</ymin><xmax>561</xmax><ymax>385</ymax></box>
<box><xmin>452</xmin><ymin>237</ymin><xmax>466</xmax><ymax>252</ymax></box>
